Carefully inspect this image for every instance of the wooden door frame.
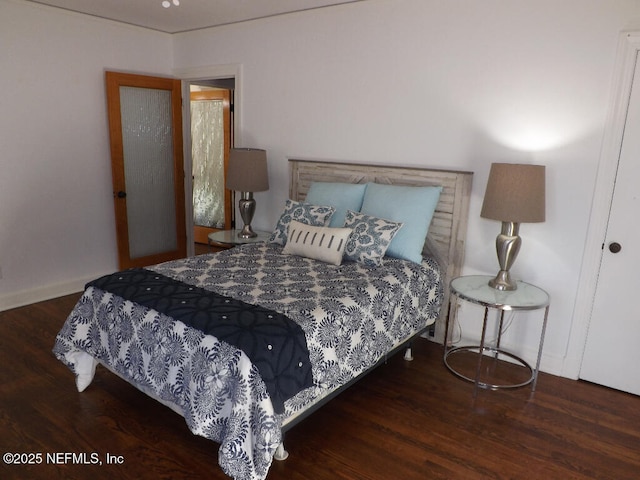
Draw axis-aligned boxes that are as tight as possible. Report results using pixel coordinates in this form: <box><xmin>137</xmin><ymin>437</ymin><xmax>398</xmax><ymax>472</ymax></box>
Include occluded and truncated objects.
<box><xmin>106</xmin><ymin>71</ymin><xmax>187</xmax><ymax>269</ymax></box>
<box><xmin>565</xmin><ymin>32</ymin><xmax>640</xmax><ymax>378</ymax></box>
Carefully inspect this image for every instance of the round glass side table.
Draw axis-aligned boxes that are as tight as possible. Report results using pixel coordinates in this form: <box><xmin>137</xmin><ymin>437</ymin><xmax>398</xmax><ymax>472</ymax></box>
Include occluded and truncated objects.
<box><xmin>444</xmin><ymin>275</ymin><xmax>550</xmax><ymax>394</ymax></box>
<box><xmin>207</xmin><ymin>229</ymin><xmax>271</xmax><ymax>249</ymax></box>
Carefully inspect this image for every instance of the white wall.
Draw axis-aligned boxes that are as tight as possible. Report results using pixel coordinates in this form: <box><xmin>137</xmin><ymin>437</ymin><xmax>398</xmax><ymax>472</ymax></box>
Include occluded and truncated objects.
<box><xmin>2</xmin><ymin>0</ymin><xmax>640</xmax><ymax>380</ymax></box>
<box><xmin>172</xmin><ymin>0</ymin><xmax>640</xmax><ymax>377</ymax></box>
<box><xmin>0</xmin><ymin>0</ymin><xmax>173</xmax><ymax>308</ymax></box>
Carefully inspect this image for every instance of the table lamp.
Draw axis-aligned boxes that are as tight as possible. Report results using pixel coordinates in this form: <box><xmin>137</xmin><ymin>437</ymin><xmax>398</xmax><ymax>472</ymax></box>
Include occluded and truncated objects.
<box><xmin>226</xmin><ymin>148</ymin><xmax>269</xmax><ymax>238</ymax></box>
<box><xmin>480</xmin><ymin>163</ymin><xmax>546</xmax><ymax>291</ymax></box>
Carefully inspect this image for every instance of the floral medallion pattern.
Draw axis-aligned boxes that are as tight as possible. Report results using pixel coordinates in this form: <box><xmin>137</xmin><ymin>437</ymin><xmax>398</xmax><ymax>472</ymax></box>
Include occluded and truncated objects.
<box><xmin>54</xmin><ymin>243</ymin><xmax>441</xmax><ymax>480</ymax></box>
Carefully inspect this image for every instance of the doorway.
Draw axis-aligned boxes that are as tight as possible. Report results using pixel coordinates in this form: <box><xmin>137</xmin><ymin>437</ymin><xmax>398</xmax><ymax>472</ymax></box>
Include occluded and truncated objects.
<box><xmin>578</xmin><ymin>33</ymin><xmax>640</xmax><ymax>396</ymax></box>
<box><xmin>184</xmin><ymin>76</ymin><xmax>236</xmax><ymax>254</ymax></box>
<box><xmin>190</xmin><ymin>86</ymin><xmax>233</xmax><ymax>245</ymax></box>
<box><xmin>105</xmin><ymin>66</ymin><xmax>240</xmax><ymax>262</ymax></box>
<box><xmin>567</xmin><ymin>32</ymin><xmax>640</xmax><ymax>395</ymax></box>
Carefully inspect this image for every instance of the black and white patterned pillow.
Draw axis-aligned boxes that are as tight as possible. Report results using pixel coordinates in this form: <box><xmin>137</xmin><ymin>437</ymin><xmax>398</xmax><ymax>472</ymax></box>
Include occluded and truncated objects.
<box><xmin>269</xmin><ymin>199</ymin><xmax>335</xmax><ymax>245</ymax></box>
<box><xmin>343</xmin><ymin>210</ymin><xmax>403</xmax><ymax>266</ymax></box>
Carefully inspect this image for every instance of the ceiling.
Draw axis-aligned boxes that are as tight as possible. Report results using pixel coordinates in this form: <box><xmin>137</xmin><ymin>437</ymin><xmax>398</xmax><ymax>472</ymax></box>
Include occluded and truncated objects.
<box><xmin>26</xmin><ymin>0</ymin><xmax>363</xmax><ymax>34</ymax></box>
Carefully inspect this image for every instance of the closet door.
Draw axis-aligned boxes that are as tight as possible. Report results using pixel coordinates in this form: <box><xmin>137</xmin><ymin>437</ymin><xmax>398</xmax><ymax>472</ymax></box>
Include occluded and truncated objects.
<box><xmin>579</xmin><ymin>46</ymin><xmax>640</xmax><ymax>396</ymax></box>
<box><xmin>106</xmin><ymin>71</ymin><xmax>186</xmax><ymax>269</ymax></box>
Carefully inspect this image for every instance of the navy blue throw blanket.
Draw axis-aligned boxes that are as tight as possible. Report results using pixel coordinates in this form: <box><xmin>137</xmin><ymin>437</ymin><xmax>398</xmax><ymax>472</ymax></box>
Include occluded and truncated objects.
<box><xmin>87</xmin><ymin>268</ymin><xmax>313</xmax><ymax>413</ymax></box>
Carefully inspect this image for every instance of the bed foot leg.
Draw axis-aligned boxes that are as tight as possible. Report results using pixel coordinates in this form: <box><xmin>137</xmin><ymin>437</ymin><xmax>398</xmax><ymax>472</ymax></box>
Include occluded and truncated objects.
<box><xmin>404</xmin><ymin>346</ymin><xmax>414</xmax><ymax>361</ymax></box>
<box><xmin>274</xmin><ymin>443</ymin><xmax>289</xmax><ymax>461</ymax></box>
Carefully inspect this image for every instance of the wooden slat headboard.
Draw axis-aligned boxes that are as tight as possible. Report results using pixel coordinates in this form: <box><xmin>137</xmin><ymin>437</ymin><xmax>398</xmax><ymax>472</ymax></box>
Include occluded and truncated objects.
<box><xmin>289</xmin><ymin>158</ymin><xmax>473</xmax><ymax>335</ymax></box>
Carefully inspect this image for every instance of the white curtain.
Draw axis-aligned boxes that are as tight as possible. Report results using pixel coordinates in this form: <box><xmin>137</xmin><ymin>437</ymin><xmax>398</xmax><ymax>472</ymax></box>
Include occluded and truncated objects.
<box><xmin>191</xmin><ymin>99</ymin><xmax>225</xmax><ymax>228</ymax></box>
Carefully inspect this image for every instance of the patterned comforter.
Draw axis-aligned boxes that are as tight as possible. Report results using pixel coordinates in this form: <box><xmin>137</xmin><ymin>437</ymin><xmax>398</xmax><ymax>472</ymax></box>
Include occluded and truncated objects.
<box><xmin>53</xmin><ymin>243</ymin><xmax>442</xmax><ymax>480</ymax></box>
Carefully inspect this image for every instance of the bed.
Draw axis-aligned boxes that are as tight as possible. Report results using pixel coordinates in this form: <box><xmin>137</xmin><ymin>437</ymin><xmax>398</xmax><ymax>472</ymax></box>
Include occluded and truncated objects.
<box><xmin>53</xmin><ymin>159</ymin><xmax>472</xmax><ymax>480</ymax></box>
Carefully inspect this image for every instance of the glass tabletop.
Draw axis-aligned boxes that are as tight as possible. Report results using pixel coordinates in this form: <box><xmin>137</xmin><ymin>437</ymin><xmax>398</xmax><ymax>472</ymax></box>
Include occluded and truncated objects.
<box><xmin>450</xmin><ymin>275</ymin><xmax>549</xmax><ymax>310</ymax></box>
<box><xmin>208</xmin><ymin>229</ymin><xmax>271</xmax><ymax>246</ymax></box>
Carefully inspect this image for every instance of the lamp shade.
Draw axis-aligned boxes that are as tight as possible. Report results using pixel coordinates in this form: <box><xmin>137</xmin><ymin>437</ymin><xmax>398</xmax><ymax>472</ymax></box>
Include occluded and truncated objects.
<box><xmin>481</xmin><ymin>163</ymin><xmax>545</xmax><ymax>223</ymax></box>
<box><xmin>226</xmin><ymin>148</ymin><xmax>269</xmax><ymax>192</ymax></box>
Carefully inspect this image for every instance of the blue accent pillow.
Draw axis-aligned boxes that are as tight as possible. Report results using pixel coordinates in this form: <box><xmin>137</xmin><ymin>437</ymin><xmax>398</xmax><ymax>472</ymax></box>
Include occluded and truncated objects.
<box><xmin>269</xmin><ymin>199</ymin><xmax>335</xmax><ymax>245</ymax></box>
<box><xmin>305</xmin><ymin>182</ymin><xmax>367</xmax><ymax>227</ymax></box>
<box><xmin>360</xmin><ymin>183</ymin><xmax>442</xmax><ymax>264</ymax></box>
<box><xmin>343</xmin><ymin>210</ymin><xmax>403</xmax><ymax>267</ymax></box>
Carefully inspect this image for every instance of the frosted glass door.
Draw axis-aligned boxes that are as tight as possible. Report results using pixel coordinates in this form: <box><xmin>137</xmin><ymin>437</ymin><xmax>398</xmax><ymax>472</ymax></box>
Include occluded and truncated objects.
<box><xmin>106</xmin><ymin>71</ymin><xmax>186</xmax><ymax>269</ymax></box>
<box><xmin>120</xmin><ymin>86</ymin><xmax>177</xmax><ymax>258</ymax></box>
<box><xmin>189</xmin><ymin>88</ymin><xmax>231</xmax><ymax>245</ymax></box>
<box><xmin>191</xmin><ymin>99</ymin><xmax>225</xmax><ymax>229</ymax></box>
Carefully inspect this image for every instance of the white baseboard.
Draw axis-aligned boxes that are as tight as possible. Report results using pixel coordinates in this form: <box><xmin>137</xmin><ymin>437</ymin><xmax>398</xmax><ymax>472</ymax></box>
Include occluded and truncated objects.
<box><xmin>0</xmin><ymin>275</ymin><xmax>98</xmax><ymax>312</ymax></box>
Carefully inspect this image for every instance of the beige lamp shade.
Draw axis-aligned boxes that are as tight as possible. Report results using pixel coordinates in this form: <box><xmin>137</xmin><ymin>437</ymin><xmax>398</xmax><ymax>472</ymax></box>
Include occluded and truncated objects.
<box><xmin>226</xmin><ymin>148</ymin><xmax>269</xmax><ymax>192</ymax></box>
<box><xmin>481</xmin><ymin>163</ymin><xmax>545</xmax><ymax>223</ymax></box>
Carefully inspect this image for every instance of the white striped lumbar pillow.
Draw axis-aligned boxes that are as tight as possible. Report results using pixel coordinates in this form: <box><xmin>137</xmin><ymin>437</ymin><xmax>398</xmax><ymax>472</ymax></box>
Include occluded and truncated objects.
<box><xmin>282</xmin><ymin>220</ymin><xmax>352</xmax><ymax>265</ymax></box>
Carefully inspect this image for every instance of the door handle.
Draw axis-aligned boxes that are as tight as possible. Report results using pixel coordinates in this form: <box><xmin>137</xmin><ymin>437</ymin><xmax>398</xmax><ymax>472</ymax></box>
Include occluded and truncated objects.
<box><xmin>608</xmin><ymin>242</ymin><xmax>622</xmax><ymax>253</ymax></box>
<box><xmin>115</xmin><ymin>191</ymin><xmax>127</xmax><ymax>199</ymax></box>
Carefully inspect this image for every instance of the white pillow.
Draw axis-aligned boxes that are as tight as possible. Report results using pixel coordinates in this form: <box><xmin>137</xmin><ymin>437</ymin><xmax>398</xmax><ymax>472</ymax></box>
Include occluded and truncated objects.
<box><xmin>283</xmin><ymin>220</ymin><xmax>352</xmax><ymax>266</ymax></box>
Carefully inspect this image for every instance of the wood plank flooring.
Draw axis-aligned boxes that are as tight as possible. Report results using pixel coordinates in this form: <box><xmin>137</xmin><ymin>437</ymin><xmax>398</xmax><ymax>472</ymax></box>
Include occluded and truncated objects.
<box><xmin>1</xmin><ymin>293</ymin><xmax>639</xmax><ymax>480</ymax></box>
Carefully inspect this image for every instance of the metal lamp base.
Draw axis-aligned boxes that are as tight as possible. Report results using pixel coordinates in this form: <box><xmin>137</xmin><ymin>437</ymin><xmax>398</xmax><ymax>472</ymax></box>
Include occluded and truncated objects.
<box><xmin>489</xmin><ymin>221</ymin><xmax>521</xmax><ymax>291</ymax></box>
<box><xmin>489</xmin><ymin>270</ymin><xmax>517</xmax><ymax>291</ymax></box>
<box><xmin>238</xmin><ymin>224</ymin><xmax>257</xmax><ymax>238</ymax></box>
<box><xmin>237</xmin><ymin>192</ymin><xmax>257</xmax><ymax>238</ymax></box>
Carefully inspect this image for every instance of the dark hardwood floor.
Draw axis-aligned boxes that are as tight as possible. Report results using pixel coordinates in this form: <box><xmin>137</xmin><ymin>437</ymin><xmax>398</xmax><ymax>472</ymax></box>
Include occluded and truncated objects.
<box><xmin>1</xmin><ymin>292</ymin><xmax>639</xmax><ymax>480</ymax></box>
<box><xmin>195</xmin><ymin>242</ymin><xmax>215</xmax><ymax>255</ymax></box>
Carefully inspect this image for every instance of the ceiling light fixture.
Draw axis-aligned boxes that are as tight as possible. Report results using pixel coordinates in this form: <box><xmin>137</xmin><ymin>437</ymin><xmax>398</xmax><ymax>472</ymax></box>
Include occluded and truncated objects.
<box><xmin>162</xmin><ymin>0</ymin><xmax>180</xmax><ymax>8</ymax></box>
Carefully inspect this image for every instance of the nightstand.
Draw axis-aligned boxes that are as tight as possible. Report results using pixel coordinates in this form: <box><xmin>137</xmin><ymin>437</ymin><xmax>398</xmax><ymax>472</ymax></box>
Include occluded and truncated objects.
<box><xmin>444</xmin><ymin>275</ymin><xmax>550</xmax><ymax>394</ymax></box>
<box><xmin>207</xmin><ymin>229</ymin><xmax>271</xmax><ymax>249</ymax></box>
